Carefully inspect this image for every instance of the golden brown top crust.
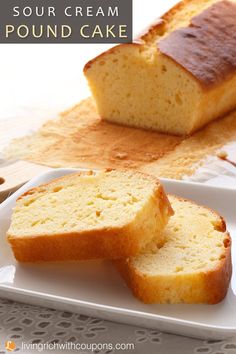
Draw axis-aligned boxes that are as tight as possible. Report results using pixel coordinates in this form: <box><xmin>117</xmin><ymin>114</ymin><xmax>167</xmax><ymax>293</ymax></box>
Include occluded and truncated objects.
<box><xmin>158</xmin><ymin>0</ymin><xmax>236</xmax><ymax>88</ymax></box>
<box><xmin>136</xmin><ymin>0</ymin><xmax>191</xmax><ymax>43</ymax></box>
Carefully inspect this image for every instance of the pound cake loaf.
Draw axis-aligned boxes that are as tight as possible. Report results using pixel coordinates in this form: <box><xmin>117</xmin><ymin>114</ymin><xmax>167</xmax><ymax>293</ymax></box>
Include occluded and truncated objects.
<box><xmin>7</xmin><ymin>169</ymin><xmax>173</xmax><ymax>262</ymax></box>
<box><xmin>115</xmin><ymin>195</ymin><xmax>232</xmax><ymax>304</ymax></box>
<box><xmin>84</xmin><ymin>0</ymin><xmax>236</xmax><ymax>136</ymax></box>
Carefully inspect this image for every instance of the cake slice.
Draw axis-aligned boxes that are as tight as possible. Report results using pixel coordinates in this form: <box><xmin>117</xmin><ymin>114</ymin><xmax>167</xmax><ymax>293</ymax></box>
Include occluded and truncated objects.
<box><xmin>115</xmin><ymin>195</ymin><xmax>232</xmax><ymax>304</ymax></box>
<box><xmin>7</xmin><ymin>169</ymin><xmax>173</xmax><ymax>262</ymax></box>
<box><xmin>84</xmin><ymin>0</ymin><xmax>236</xmax><ymax>136</ymax></box>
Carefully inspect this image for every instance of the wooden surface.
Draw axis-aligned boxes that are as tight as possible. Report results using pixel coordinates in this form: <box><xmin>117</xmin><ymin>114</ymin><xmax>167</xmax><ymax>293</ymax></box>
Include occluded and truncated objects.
<box><xmin>0</xmin><ymin>109</ymin><xmax>53</xmax><ymax>202</ymax></box>
<box><xmin>0</xmin><ymin>160</ymin><xmax>51</xmax><ymax>203</ymax></box>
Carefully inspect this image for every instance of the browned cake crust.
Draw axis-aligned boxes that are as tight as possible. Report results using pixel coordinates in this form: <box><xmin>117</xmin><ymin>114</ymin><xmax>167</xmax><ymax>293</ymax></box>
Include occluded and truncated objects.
<box><xmin>158</xmin><ymin>0</ymin><xmax>236</xmax><ymax>88</ymax></box>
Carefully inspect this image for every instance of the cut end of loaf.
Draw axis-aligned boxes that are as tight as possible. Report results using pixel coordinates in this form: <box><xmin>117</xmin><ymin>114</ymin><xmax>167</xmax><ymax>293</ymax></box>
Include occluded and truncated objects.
<box><xmin>84</xmin><ymin>42</ymin><xmax>201</xmax><ymax>136</ymax></box>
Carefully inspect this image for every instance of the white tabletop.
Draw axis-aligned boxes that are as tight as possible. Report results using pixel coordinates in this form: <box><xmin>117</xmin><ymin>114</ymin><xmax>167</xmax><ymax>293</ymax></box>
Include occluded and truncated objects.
<box><xmin>0</xmin><ymin>1</ymin><xmax>236</xmax><ymax>353</ymax></box>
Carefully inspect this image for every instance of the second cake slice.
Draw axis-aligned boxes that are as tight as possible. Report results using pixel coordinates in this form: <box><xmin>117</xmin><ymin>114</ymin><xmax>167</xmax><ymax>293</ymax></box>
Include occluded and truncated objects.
<box><xmin>7</xmin><ymin>169</ymin><xmax>173</xmax><ymax>262</ymax></box>
<box><xmin>115</xmin><ymin>195</ymin><xmax>232</xmax><ymax>304</ymax></box>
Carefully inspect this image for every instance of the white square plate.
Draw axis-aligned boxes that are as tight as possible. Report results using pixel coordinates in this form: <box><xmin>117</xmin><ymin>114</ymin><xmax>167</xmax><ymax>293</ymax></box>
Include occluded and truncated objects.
<box><xmin>0</xmin><ymin>168</ymin><xmax>235</xmax><ymax>339</ymax></box>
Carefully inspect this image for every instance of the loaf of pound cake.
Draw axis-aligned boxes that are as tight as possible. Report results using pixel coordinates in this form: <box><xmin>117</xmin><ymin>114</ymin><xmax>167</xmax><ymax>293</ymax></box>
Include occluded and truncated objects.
<box><xmin>84</xmin><ymin>0</ymin><xmax>236</xmax><ymax>136</ymax></box>
<box><xmin>7</xmin><ymin>169</ymin><xmax>172</xmax><ymax>262</ymax></box>
<box><xmin>115</xmin><ymin>195</ymin><xmax>232</xmax><ymax>304</ymax></box>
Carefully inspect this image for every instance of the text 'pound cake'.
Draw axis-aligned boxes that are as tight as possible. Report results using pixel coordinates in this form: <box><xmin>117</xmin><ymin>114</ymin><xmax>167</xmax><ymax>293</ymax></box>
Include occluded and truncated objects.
<box><xmin>84</xmin><ymin>0</ymin><xmax>236</xmax><ymax>136</ymax></box>
<box><xmin>115</xmin><ymin>195</ymin><xmax>232</xmax><ymax>304</ymax></box>
<box><xmin>7</xmin><ymin>169</ymin><xmax>173</xmax><ymax>262</ymax></box>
